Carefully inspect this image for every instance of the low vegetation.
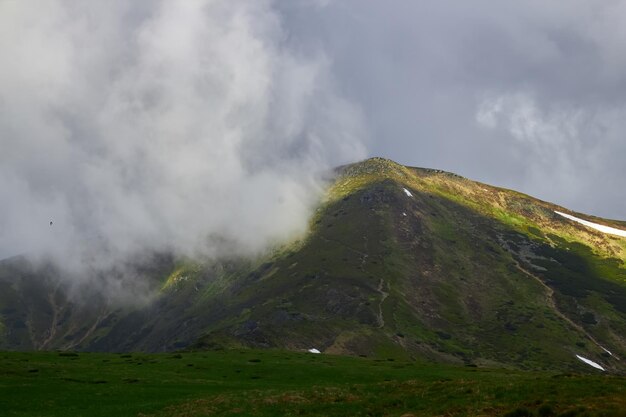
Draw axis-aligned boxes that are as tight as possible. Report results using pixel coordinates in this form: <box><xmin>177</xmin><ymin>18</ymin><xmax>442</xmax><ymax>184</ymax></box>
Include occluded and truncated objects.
<box><xmin>1</xmin><ymin>349</ymin><xmax>625</xmax><ymax>417</ymax></box>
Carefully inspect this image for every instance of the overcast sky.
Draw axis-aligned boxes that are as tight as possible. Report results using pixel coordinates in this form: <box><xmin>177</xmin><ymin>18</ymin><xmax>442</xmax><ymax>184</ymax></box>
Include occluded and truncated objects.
<box><xmin>1</xmin><ymin>1</ymin><xmax>625</xmax><ymax>271</ymax></box>
<box><xmin>279</xmin><ymin>0</ymin><xmax>626</xmax><ymax>220</ymax></box>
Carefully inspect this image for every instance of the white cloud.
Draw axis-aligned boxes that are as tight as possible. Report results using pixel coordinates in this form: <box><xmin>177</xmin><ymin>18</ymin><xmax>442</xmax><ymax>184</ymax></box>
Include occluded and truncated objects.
<box><xmin>476</xmin><ymin>90</ymin><xmax>626</xmax><ymax>217</ymax></box>
<box><xmin>476</xmin><ymin>93</ymin><xmax>583</xmax><ymax>147</ymax></box>
<box><xmin>0</xmin><ymin>1</ymin><xmax>366</xmax><ymax>287</ymax></box>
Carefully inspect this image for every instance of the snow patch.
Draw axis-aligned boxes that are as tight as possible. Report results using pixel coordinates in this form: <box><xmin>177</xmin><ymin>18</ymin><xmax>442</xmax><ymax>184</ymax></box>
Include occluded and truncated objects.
<box><xmin>403</xmin><ymin>188</ymin><xmax>413</xmax><ymax>198</ymax></box>
<box><xmin>555</xmin><ymin>211</ymin><xmax>626</xmax><ymax>238</ymax></box>
<box><xmin>308</xmin><ymin>348</ymin><xmax>321</xmax><ymax>354</ymax></box>
<box><xmin>575</xmin><ymin>354</ymin><xmax>605</xmax><ymax>371</ymax></box>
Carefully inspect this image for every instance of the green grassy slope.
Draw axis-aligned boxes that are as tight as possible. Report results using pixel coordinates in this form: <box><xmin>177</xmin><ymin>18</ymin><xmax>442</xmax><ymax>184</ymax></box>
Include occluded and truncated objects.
<box><xmin>191</xmin><ymin>158</ymin><xmax>626</xmax><ymax>371</ymax></box>
<box><xmin>1</xmin><ymin>350</ymin><xmax>625</xmax><ymax>417</ymax></box>
<box><xmin>1</xmin><ymin>158</ymin><xmax>624</xmax><ymax>373</ymax></box>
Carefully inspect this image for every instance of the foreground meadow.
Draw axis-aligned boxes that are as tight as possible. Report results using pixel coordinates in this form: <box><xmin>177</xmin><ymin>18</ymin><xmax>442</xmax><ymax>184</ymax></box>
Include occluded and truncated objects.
<box><xmin>1</xmin><ymin>349</ymin><xmax>625</xmax><ymax>417</ymax></box>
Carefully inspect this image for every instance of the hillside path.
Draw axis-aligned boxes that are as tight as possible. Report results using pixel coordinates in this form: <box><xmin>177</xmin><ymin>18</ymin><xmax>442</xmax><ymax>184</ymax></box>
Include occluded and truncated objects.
<box><xmin>514</xmin><ymin>260</ymin><xmax>617</xmax><ymax>359</ymax></box>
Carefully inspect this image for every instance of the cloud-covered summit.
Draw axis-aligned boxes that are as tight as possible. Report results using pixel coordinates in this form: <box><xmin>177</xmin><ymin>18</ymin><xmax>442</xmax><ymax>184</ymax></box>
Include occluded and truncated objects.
<box><xmin>0</xmin><ymin>1</ymin><xmax>366</xmax><ymax>272</ymax></box>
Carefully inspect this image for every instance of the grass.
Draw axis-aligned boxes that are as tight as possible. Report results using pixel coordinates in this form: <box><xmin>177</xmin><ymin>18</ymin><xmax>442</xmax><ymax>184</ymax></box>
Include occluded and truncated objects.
<box><xmin>1</xmin><ymin>349</ymin><xmax>625</xmax><ymax>417</ymax></box>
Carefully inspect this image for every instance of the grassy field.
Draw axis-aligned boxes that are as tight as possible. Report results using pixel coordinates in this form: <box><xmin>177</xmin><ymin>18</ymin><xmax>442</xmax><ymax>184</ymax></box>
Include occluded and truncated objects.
<box><xmin>1</xmin><ymin>349</ymin><xmax>625</xmax><ymax>417</ymax></box>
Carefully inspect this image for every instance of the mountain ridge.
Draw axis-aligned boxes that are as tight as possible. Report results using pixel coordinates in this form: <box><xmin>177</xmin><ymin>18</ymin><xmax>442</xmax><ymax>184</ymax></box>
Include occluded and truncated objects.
<box><xmin>1</xmin><ymin>157</ymin><xmax>625</xmax><ymax>373</ymax></box>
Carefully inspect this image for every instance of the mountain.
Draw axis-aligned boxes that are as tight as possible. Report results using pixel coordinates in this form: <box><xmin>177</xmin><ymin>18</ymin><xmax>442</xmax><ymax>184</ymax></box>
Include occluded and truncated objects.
<box><xmin>1</xmin><ymin>157</ymin><xmax>625</xmax><ymax>373</ymax></box>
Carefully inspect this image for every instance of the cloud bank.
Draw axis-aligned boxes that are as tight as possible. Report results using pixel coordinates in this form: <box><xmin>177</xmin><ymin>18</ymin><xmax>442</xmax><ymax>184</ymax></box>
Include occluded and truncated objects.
<box><xmin>0</xmin><ymin>1</ymin><xmax>366</xmax><ymax>276</ymax></box>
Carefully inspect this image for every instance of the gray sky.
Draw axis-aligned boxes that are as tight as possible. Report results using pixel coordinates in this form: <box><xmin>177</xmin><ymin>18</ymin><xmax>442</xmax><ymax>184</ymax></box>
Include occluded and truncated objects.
<box><xmin>279</xmin><ymin>0</ymin><xmax>626</xmax><ymax>220</ymax></box>
<box><xmin>1</xmin><ymin>1</ymin><xmax>625</xmax><ymax>271</ymax></box>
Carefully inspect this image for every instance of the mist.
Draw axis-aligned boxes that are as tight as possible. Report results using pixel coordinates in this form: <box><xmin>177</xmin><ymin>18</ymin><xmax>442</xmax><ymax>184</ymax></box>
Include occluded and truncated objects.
<box><xmin>0</xmin><ymin>1</ymin><xmax>367</xmax><ymax>283</ymax></box>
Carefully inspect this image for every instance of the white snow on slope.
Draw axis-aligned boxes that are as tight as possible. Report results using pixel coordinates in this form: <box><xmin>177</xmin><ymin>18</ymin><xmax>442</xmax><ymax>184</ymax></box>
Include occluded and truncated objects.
<box><xmin>554</xmin><ymin>211</ymin><xmax>626</xmax><ymax>238</ymax></box>
<box><xmin>403</xmin><ymin>188</ymin><xmax>413</xmax><ymax>197</ymax></box>
<box><xmin>308</xmin><ymin>348</ymin><xmax>321</xmax><ymax>354</ymax></box>
<box><xmin>575</xmin><ymin>354</ymin><xmax>605</xmax><ymax>371</ymax></box>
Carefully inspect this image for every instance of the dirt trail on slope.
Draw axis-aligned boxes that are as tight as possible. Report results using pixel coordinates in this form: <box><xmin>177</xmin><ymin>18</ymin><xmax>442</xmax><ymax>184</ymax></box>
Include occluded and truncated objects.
<box><xmin>67</xmin><ymin>308</ymin><xmax>110</xmax><ymax>350</ymax></box>
<box><xmin>514</xmin><ymin>260</ymin><xmax>616</xmax><ymax>359</ymax></box>
<box><xmin>319</xmin><ymin>234</ymin><xmax>388</xmax><ymax>328</ymax></box>
<box><xmin>376</xmin><ymin>278</ymin><xmax>389</xmax><ymax>328</ymax></box>
<box><xmin>40</xmin><ymin>284</ymin><xmax>62</xmax><ymax>349</ymax></box>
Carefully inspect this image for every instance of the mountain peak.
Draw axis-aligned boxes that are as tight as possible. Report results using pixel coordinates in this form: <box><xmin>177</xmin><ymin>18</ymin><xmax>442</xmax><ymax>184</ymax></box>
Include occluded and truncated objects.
<box><xmin>339</xmin><ymin>157</ymin><xmax>409</xmax><ymax>180</ymax></box>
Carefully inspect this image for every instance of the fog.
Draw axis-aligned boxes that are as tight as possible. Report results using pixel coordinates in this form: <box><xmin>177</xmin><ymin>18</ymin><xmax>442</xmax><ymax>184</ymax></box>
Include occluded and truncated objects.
<box><xmin>0</xmin><ymin>1</ymin><xmax>366</xmax><ymax>282</ymax></box>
